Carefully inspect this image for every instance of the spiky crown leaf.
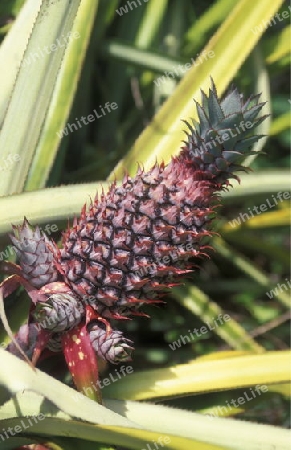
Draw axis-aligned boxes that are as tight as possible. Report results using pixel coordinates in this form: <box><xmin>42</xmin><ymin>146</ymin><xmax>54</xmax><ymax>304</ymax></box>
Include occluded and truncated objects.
<box><xmin>181</xmin><ymin>80</ymin><xmax>267</xmax><ymax>182</ymax></box>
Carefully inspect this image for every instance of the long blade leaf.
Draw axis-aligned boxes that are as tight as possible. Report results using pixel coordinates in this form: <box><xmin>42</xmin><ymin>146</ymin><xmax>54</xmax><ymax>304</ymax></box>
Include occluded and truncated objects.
<box><xmin>0</xmin><ymin>0</ymin><xmax>81</xmax><ymax>195</ymax></box>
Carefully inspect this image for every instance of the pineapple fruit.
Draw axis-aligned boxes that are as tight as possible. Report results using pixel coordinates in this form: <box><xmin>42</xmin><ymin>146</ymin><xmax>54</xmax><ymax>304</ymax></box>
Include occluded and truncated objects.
<box><xmin>1</xmin><ymin>80</ymin><xmax>267</xmax><ymax>398</ymax></box>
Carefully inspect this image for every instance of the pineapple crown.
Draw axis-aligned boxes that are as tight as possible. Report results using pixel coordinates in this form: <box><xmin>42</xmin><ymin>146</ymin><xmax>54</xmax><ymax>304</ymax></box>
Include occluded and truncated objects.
<box><xmin>3</xmin><ymin>79</ymin><xmax>268</xmax><ymax>397</ymax></box>
<box><xmin>181</xmin><ymin>79</ymin><xmax>267</xmax><ymax>183</ymax></box>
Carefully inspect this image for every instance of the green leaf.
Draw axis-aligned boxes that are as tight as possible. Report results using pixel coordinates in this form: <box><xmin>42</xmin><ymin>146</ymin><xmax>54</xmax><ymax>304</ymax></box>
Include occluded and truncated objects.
<box><xmin>103</xmin><ymin>350</ymin><xmax>291</xmax><ymax>401</ymax></box>
<box><xmin>106</xmin><ymin>398</ymin><xmax>291</xmax><ymax>450</ymax></box>
<box><xmin>266</xmin><ymin>25</ymin><xmax>291</xmax><ymax>64</ymax></box>
<box><xmin>0</xmin><ymin>385</ymin><xmax>289</xmax><ymax>450</ymax></box>
<box><xmin>213</xmin><ymin>237</ymin><xmax>291</xmax><ymax>308</ymax></box>
<box><xmin>135</xmin><ymin>0</ymin><xmax>169</xmax><ymax>49</ymax></box>
<box><xmin>0</xmin><ymin>369</ymin><xmax>222</xmax><ymax>450</ymax></box>
<box><xmin>0</xmin><ymin>0</ymin><xmax>39</xmax><ymax>124</ymax></box>
<box><xmin>0</xmin><ymin>182</ymin><xmax>107</xmax><ymax>236</ymax></box>
<box><xmin>221</xmin><ymin>171</ymin><xmax>291</xmax><ymax>202</ymax></box>
<box><xmin>0</xmin><ymin>0</ymin><xmax>81</xmax><ymax>195</ymax></box>
<box><xmin>24</xmin><ymin>0</ymin><xmax>99</xmax><ymax>191</ymax></box>
<box><xmin>0</xmin><ymin>0</ymin><xmax>25</xmax><ymax>18</ymax></box>
<box><xmin>0</xmin><ymin>347</ymin><xmax>137</xmax><ymax>428</ymax></box>
<box><xmin>223</xmin><ymin>207</ymin><xmax>291</xmax><ymax>230</ymax></box>
<box><xmin>242</xmin><ymin>45</ymin><xmax>271</xmax><ymax>167</ymax></box>
<box><xmin>184</xmin><ymin>0</ymin><xmax>235</xmax><ymax>54</ymax></box>
<box><xmin>270</xmin><ymin>111</ymin><xmax>291</xmax><ymax>135</ymax></box>
<box><xmin>171</xmin><ymin>284</ymin><xmax>262</xmax><ymax>351</ymax></box>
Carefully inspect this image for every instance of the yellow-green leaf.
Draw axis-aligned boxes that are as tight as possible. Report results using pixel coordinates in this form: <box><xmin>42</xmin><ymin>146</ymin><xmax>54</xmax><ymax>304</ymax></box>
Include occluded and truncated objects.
<box><xmin>104</xmin><ymin>351</ymin><xmax>291</xmax><ymax>401</ymax></box>
<box><xmin>270</xmin><ymin>111</ymin><xmax>291</xmax><ymax>135</ymax></box>
<box><xmin>0</xmin><ymin>182</ymin><xmax>107</xmax><ymax>235</ymax></box>
<box><xmin>24</xmin><ymin>0</ymin><xmax>99</xmax><ymax>191</ymax></box>
<box><xmin>266</xmin><ymin>25</ymin><xmax>291</xmax><ymax>64</ymax></box>
<box><xmin>0</xmin><ymin>0</ymin><xmax>81</xmax><ymax>195</ymax></box>
<box><xmin>0</xmin><ymin>0</ymin><xmax>40</xmax><ymax>125</ymax></box>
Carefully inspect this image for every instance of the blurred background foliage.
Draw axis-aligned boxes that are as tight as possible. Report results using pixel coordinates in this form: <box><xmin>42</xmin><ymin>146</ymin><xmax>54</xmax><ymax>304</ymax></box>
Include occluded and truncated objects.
<box><xmin>0</xmin><ymin>0</ymin><xmax>290</xmax><ymax>448</ymax></box>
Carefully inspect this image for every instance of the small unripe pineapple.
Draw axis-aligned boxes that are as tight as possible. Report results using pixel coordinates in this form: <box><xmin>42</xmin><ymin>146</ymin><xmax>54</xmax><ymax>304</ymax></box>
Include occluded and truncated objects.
<box><xmin>10</xmin><ymin>219</ymin><xmax>58</xmax><ymax>288</ymax></box>
<box><xmin>88</xmin><ymin>320</ymin><xmax>134</xmax><ymax>363</ymax></box>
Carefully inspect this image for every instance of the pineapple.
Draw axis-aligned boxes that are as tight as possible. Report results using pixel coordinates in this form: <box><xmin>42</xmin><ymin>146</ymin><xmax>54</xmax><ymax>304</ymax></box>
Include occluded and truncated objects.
<box><xmin>88</xmin><ymin>320</ymin><xmax>134</xmax><ymax>363</ymax></box>
<box><xmin>9</xmin><ymin>218</ymin><xmax>58</xmax><ymax>288</ymax></box>
<box><xmin>56</xmin><ymin>81</ymin><xmax>266</xmax><ymax>320</ymax></box>
<box><xmin>1</xmin><ymin>80</ymin><xmax>267</xmax><ymax>398</ymax></box>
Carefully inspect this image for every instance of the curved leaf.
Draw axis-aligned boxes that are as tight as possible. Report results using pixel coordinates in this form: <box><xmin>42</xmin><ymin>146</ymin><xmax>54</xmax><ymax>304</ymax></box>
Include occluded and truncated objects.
<box><xmin>104</xmin><ymin>350</ymin><xmax>291</xmax><ymax>401</ymax></box>
<box><xmin>0</xmin><ymin>0</ymin><xmax>40</xmax><ymax>125</ymax></box>
<box><xmin>24</xmin><ymin>0</ymin><xmax>99</xmax><ymax>191</ymax></box>
<box><xmin>0</xmin><ymin>0</ymin><xmax>81</xmax><ymax>195</ymax></box>
<box><xmin>107</xmin><ymin>398</ymin><xmax>291</xmax><ymax>450</ymax></box>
